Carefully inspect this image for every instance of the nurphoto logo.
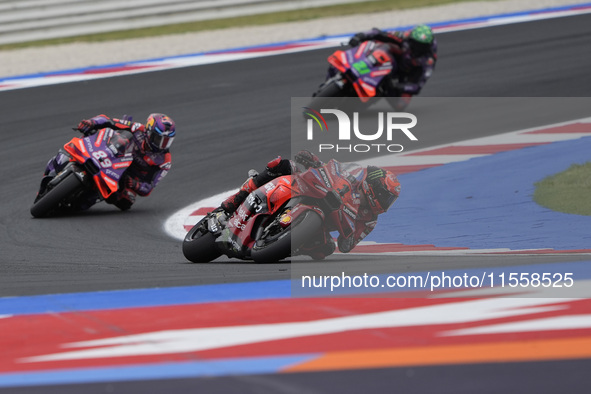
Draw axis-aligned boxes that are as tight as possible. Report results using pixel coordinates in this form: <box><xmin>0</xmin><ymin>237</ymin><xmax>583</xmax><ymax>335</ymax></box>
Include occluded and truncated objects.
<box><xmin>303</xmin><ymin>107</ymin><xmax>418</xmax><ymax>153</ymax></box>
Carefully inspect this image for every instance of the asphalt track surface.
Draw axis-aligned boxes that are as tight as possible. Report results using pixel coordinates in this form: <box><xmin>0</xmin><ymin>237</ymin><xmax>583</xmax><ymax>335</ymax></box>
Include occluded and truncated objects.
<box><xmin>1</xmin><ymin>13</ymin><xmax>591</xmax><ymax>393</ymax></box>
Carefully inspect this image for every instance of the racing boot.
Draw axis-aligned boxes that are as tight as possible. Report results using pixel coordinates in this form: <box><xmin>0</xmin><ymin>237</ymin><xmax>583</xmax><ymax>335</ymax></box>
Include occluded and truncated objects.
<box><xmin>220</xmin><ymin>157</ymin><xmax>291</xmax><ymax>214</ymax></box>
<box><xmin>386</xmin><ymin>93</ymin><xmax>412</xmax><ymax>111</ymax></box>
<box><xmin>107</xmin><ymin>189</ymin><xmax>136</xmax><ymax>211</ymax></box>
<box><xmin>220</xmin><ymin>176</ymin><xmax>257</xmax><ymax>214</ymax></box>
<box><xmin>303</xmin><ymin>235</ymin><xmax>336</xmax><ymax>260</ymax></box>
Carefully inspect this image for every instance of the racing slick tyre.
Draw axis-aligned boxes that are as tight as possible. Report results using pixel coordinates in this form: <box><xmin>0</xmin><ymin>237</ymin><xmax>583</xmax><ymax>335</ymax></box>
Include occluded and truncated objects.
<box><xmin>313</xmin><ymin>79</ymin><xmax>345</xmax><ymax>98</ymax></box>
<box><xmin>308</xmin><ymin>80</ymin><xmax>346</xmax><ymax>111</ymax></box>
<box><xmin>309</xmin><ymin>79</ymin><xmax>368</xmax><ymax>113</ymax></box>
<box><xmin>30</xmin><ymin>172</ymin><xmax>83</xmax><ymax>218</ymax></box>
<box><xmin>251</xmin><ymin>210</ymin><xmax>323</xmax><ymax>263</ymax></box>
<box><xmin>182</xmin><ymin>218</ymin><xmax>222</xmax><ymax>263</ymax></box>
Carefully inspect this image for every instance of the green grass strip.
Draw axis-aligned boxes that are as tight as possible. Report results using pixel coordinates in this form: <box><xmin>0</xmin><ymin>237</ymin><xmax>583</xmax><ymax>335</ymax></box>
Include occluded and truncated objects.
<box><xmin>533</xmin><ymin>162</ymin><xmax>591</xmax><ymax>216</ymax></box>
<box><xmin>0</xmin><ymin>0</ymin><xmax>485</xmax><ymax>50</ymax></box>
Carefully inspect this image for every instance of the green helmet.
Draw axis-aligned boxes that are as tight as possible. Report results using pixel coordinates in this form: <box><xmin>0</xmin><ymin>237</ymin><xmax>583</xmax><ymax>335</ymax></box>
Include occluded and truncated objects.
<box><xmin>408</xmin><ymin>25</ymin><xmax>434</xmax><ymax>56</ymax></box>
<box><xmin>410</xmin><ymin>25</ymin><xmax>434</xmax><ymax>44</ymax></box>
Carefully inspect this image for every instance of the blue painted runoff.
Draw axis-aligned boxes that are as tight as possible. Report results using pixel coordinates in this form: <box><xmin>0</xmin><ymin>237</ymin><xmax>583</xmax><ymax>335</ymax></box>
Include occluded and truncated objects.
<box><xmin>0</xmin><ymin>354</ymin><xmax>316</xmax><ymax>388</ymax></box>
<box><xmin>369</xmin><ymin>136</ymin><xmax>591</xmax><ymax>250</ymax></box>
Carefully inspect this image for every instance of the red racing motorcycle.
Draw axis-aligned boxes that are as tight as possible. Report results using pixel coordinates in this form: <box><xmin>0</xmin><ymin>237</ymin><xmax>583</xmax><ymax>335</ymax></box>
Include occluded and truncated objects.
<box><xmin>182</xmin><ymin>160</ymin><xmax>362</xmax><ymax>263</ymax></box>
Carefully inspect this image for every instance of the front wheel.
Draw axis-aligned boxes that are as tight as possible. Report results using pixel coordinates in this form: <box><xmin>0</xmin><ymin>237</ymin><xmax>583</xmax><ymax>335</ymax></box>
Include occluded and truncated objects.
<box><xmin>182</xmin><ymin>218</ymin><xmax>222</xmax><ymax>263</ymax></box>
<box><xmin>308</xmin><ymin>79</ymin><xmax>347</xmax><ymax>111</ymax></box>
<box><xmin>30</xmin><ymin>172</ymin><xmax>83</xmax><ymax>218</ymax></box>
<box><xmin>308</xmin><ymin>78</ymin><xmax>370</xmax><ymax>114</ymax></box>
<box><xmin>251</xmin><ymin>210</ymin><xmax>323</xmax><ymax>263</ymax></box>
<box><xmin>313</xmin><ymin>78</ymin><xmax>346</xmax><ymax>98</ymax></box>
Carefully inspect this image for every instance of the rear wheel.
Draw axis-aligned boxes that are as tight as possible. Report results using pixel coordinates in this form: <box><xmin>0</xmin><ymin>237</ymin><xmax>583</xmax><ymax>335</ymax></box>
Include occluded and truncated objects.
<box><xmin>30</xmin><ymin>172</ymin><xmax>83</xmax><ymax>218</ymax></box>
<box><xmin>251</xmin><ymin>210</ymin><xmax>323</xmax><ymax>263</ymax></box>
<box><xmin>182</xmin><ymin>217</ymin><xmax>222</xmax><ymax>263</ymax></box>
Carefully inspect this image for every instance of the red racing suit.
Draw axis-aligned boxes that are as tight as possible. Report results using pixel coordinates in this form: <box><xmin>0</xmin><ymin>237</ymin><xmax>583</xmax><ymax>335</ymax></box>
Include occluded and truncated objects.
<box><xmin>222</xmin><ymin>155</ymin><xmax>380</xmax><ymax>257</ymax></box>
<box><xmin>323</xmin><ymin>160</ymin><xmax>378</xmax><ymax>254</ymax></box>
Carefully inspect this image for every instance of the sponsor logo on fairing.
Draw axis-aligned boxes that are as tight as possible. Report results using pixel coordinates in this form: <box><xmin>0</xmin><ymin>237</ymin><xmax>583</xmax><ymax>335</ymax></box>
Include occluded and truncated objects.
<box><xmin>264</xmin><ymin>182</ymin><xmax>275</xmax><ymax>193</ymax></box>
<box><xmin>317</xmin><ymin>168</ymin><xmax>332</xmax><ymax>188</ymax></box>
<box><xmin>246</xmin><ymin>193</ymin><xmax>263</xmax><ymax>213</ymax></box>
<box><xmin>105</xmin><ymin>169</ymin><xmax>120</xmax><ymax>179</ymax></box>
<box><xmin>208</xmin><ymin>217</ymin><xmax>219</xmax><ymax>233</ymax></box>
<box><xmin>343</xmin><ymin>204</ymin><xmax>357</xmax><ymax>220</ymax></box>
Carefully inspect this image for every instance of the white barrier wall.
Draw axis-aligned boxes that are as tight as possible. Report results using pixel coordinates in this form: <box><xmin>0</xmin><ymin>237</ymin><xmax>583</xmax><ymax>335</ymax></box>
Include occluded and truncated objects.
<box><xmin>0</xmin><ymin>0</ymin><xmax>376</xmax><ymax>45</ymax></box>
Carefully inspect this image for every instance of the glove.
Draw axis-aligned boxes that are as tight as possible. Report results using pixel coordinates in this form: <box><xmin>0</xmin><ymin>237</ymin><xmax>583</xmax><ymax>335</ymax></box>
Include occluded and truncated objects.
<box><xmin>76</xmin><ymin>119</ymin><xmax>96</xmax><ymax>135</ymax></box>
<box><xmin>348</xmin><ymin>33</ymin><xmax>365</xmax><ymax>47</ymax></box>
<box><xmin>125</xmin><ymin>177</ymin><xmax>141</xmax><ymax>192</ymax></box>
<box><xmin>294</xmin><ymin>150</ymin><xmax>322</xmax><ymax>169</ymax></box>
<box><xmin>265</xmin><ymin>156</ymin><xmax>293</xmax><ymax>176</ymax></box>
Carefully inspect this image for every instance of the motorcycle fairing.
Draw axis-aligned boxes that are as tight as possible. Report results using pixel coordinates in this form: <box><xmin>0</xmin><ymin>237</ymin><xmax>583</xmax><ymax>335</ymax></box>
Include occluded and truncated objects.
<box><xmin>296</xmin><ymin>161</ymin><xmax>358</xmax><ymax>238</ymax></box>
<box><xmin>217</xmin><ymin>174</ymin><xmax>331</xmax><ymax>259</ymax></box>
<box><xmin>327</xmin><ymin>41</ymin><xmax>396</xmax><ymax>102</ymax></box>
<box><xmin>63</xmin><ymin>129</ymin><xmax>133</xmax><ymax>199</ymax></box>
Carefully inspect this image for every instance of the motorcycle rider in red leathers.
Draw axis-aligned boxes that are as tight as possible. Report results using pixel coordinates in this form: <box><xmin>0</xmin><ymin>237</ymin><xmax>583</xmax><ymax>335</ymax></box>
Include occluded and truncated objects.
<box><xmin>219</xmin><ymin>151</ymin><xmax>401</xmax><ymax>259</ymax></box>
<box><xmin>347</xmin><ymin>24</ymin><xmax>437</xmax><ymax>110</ymax></box>
<box><xmin>37</xmin><ymin>113</ymin><xmax>175</xmax><ymax>211</ymax></box>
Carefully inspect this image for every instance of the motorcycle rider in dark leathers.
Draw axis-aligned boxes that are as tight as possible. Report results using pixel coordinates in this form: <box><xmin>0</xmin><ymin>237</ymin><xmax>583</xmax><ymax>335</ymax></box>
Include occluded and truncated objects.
<box><xmin>218</xmin><ymin>151</ymin><xmax>401</xmax><ymax>259</ymax></box>
<box><xmin>36</xmin><ymin>113</ymin><xmax>176</xmax><ymax>211</ymax></box>
<box><xmin>347</xmin><ymin>24</ymin><xmax>437</xmax><ymax>110</ymax></box>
